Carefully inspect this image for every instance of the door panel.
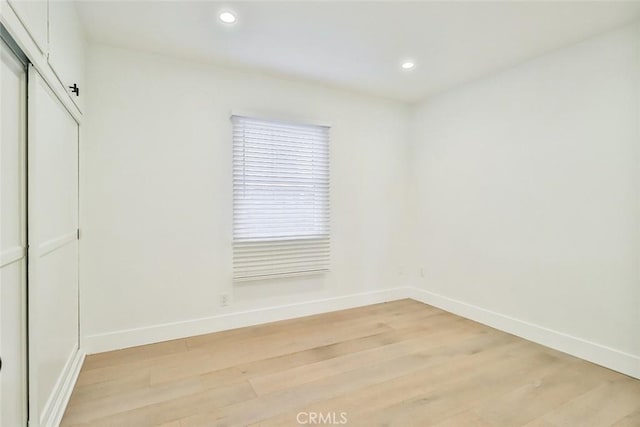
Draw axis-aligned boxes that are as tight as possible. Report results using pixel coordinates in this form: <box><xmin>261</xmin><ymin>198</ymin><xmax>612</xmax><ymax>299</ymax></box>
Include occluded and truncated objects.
<box><xmin>28</xmin><ymin>65</ymin><xmax>79</xmax><ymax>427</ymax></box>
<box><xmin>0</xmin><ymin>263</ymin><xmax>26</xmax><ymax>427</ymax></box>
<box><xmin>34</xmin><ymin>244</ymin><xmax>78</xmax><ymax>416</ymax></box>
<box><xmin>0</xmin><ymin>39</ymin><xmax>28</xmax><ymax>427</ymax></box>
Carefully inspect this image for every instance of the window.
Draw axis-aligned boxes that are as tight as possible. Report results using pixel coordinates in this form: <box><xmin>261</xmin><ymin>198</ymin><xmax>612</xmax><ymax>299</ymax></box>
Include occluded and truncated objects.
<box><xmin>232</xmin><ymin>115</ymin><xmax>330</xmax><ymax>281</ymax></box>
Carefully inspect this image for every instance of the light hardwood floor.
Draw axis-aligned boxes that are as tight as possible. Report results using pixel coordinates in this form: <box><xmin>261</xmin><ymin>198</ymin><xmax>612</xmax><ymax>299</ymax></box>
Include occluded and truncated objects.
<box><xmin>61</xmin><ymin>300</ymin><xmax>640</xmax><ymax>427</ymax></box>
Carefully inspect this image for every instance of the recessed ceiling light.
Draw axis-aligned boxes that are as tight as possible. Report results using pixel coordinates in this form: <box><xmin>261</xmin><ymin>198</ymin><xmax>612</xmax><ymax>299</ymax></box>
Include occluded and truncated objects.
<box><xmin>219</xmin><ymin>11</ymin><xmax>237</xmax><ymax>24</ymax></box>
<box><xmin>401</xmin><ymin>61</ymin><xmax>415</xmax><ymax>70</ymax></box>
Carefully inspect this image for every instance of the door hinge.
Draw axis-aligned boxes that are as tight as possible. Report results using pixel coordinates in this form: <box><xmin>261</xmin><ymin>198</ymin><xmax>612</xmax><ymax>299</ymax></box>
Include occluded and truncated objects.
<box><xmin>77</xmin><ymin>229</ymin><xmax>80</xmax><ymax>240</ymax></box>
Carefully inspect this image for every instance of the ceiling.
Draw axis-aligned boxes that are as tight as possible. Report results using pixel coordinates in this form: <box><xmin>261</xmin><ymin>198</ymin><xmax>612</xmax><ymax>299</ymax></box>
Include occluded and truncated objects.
<box><xmin>76</xmin><ymin>1</ymin><xmax>640</xmax><ymax>103</ymax></box>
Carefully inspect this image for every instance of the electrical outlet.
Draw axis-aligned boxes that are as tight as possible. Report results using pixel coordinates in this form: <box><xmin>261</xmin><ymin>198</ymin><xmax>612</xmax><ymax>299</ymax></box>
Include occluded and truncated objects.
<box><xmin>220</xmin><ymin>293</ymin><xmax>230</xmax><ymax>307</ymax></box>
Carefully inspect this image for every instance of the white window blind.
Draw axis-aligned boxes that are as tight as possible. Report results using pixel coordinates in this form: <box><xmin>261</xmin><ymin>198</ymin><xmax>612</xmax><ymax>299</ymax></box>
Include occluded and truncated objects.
<box><xmin>232</xmin><ymin>115</ymin><xmax>330</xmax><ymax>281</ymax></box>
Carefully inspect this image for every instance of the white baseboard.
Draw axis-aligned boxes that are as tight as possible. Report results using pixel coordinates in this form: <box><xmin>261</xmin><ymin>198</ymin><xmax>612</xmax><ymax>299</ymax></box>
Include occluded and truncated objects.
<box><xmin>84</xmin><ymin>287</ymin><xmax>411</xmax><ymax>354</ymax></box>
<box><xmin>39</xmin><ymin>348</ymin><xmax>85</xmax><ymax>427</ymax></box>
<box><xmin>82</xmin><ymin>285</ymin><xmax>639</xmax><ymax>381</ymax></box>
<box><xmin>407</xmin><ymin>287</ymin><xmax>640</xmax><ymax>380</ymax></box>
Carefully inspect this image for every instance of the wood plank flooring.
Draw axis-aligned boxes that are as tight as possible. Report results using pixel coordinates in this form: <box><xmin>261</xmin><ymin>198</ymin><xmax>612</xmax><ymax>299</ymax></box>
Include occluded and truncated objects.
<box><xmin>61</xmin><ymin>300</ymin><xmax>640</xmax><ymax>427</ymax></box>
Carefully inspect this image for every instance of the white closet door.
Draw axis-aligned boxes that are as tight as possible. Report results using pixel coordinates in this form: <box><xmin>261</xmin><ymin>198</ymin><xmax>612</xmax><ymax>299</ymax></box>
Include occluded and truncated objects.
<box><xmin>0</xmin><ymin>40</ymin><xmax>28</xmax><ymax>427</ymax></box>
<box><xmin>27</xmin><ymin>65</ymin><xmax>79</xmax><ymax>427</ymax></box>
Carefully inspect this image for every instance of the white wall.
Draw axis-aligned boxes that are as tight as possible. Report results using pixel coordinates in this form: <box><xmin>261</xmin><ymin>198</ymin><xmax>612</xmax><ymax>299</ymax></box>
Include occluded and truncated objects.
<box><xmin>410</xmin><ymin>23</ymin><xmax>640</xmax><ymax>376</ymax></box>
<box><xmin>81</xmin><ymin>45</ymin><xmax>411</xmax><ymax>352</ymax></box>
